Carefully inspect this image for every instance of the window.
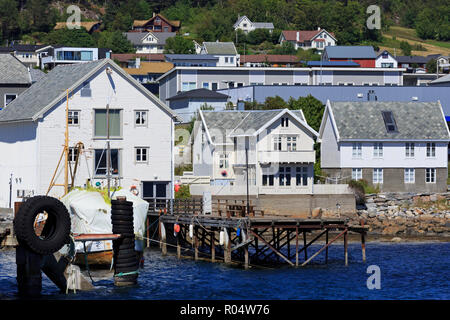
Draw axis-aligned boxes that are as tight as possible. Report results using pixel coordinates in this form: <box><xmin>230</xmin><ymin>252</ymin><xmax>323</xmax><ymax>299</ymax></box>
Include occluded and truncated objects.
<box><xmin>4</xmin><ymin>94</ymin><xmax>17</xmax><ymax>106</ymax></box>
<box><xmin>81</xmin><ymin>81</ymin><xmax>91</xmax><ymax>97</ymax></box>
<box><xmin>382</xmin><ymin>52</ymin><xmax>388</xmax><ymax>59</ymax></box>
<box><xmin>135</xmin><ymin>110</ymin><xmax>148</xmax><ymax>126</ymax></box>
<box><xmin>381</xmin><ymin>111</ymin><xmax>397</xmax><ymax>132</ymax></box>
<box><xmin>135</xmin><ymin>147</ymin><xmax>149</xmax><ymax>163</ymax></box>
<box><xmin>94</xmin><ymin>109</ymin><xmax>122</xmax><ymax>138</ymax></box>
<box><xmin>296</xmin><ymin>167</ymin><xmax>308</xmax><ymax>186</ymax></box>
<box><xmin>94</xmin><ymin>149</ymin><xmax>119</xmax><ymax>176</ymax></box>
<box><xmin>287</xmin><ymin>136</ymin><xmax>297</xmax><ymax>151</ymax></box>
<box><xmin>426</xmin><ymin>143</ymin><xmax>436</xmax><ymax>157</ymax></box>
<box><xmin>404</xmin><ymin>168</ymin><xmax>415</xmax><ymax>183</ymax></box>
<box><xmin>405</xmin><ymin>143</ymin><xmax>415</xmax><ymax>157</ymax></box>
<box><xmin>219</xmin><ymin>153</ymin><xmax>229</xmax><ymax>169</ymax></box>
<box><xmin>381</xmin><ymin>63</ymin><xmax>393</xmax><ymax>68</ymax></box>
<box><xmin>237</xmin><ymin>82</ymin><xmax>244</xmax><ymax>87</ymax></box>
<box><xmin>281</xmin><ymin>117</ymin><xmax>289</xmax><ymax>127</ymax></box>
<box><xmin>230</xmin><ymin>57</ymin><xmax>234</xmax><ymax>64</ymax></box>
<box><xmin>228</xmin><ymin>82</ymin><xmax>235</xmax><ymax>88</ymax></box>
<box><xmin>211</xmin><ymin>83</ymin><xmax>218</xmax><ymax>91</ymax></box>
<box><xmin>352</xmin><ymin>143</ymin><xmax>362</xmax><ymax>158</ymax></box>
<box><xmin>425</xmin><ymin>168</ymin><xmax>436</xmax><ymax>183</ymax></box>
<box><xmin>202</xmin><ymin>82</ymin><xmax>209</xmax><ymax>89</ymax></box>
<box><xmin>373</xmin><ymin>168</ymin><xmax>383</xmax><ymax>184</ymax></box>
<box><xmin>373</xmin><ymin>143</ymin><xmax>383</xmax><ymax>157</ymax></box>
<box><xmin>352</xmin><ymin>168</ymin><xmax>362</xmax><ymax>180</ymax></box>
<box><xmin>182</xmin><ymin>82</ymin><xmax>196</xmax><ymax>91</ymax></box>
<box><xmin>262</xmin><ymin>174</ymin><xmax>274</xmax><ymax>186</ymax></box>
<box><xmin>225</xmin><ymin>57</ymin><xmax>229</xmax><ymax>63</ymax></box>
<box><xmin>68</xmin><ymin>110</ymin><xmax>80</xmax><ymax>125</ymax></box>
<box><xmin>279</xmin><ymin>167</ymin><xmax>291</xmax><ymax>186</ymax></box>
<box><xmin>68</xmin><ymin>147</ymin><xmax>78</xmax><ymax>162</ymax></box>
<box><xmin>273</xmin><ymin>136</ymin><xmax>282</xmax><ymax>151</ymax></box>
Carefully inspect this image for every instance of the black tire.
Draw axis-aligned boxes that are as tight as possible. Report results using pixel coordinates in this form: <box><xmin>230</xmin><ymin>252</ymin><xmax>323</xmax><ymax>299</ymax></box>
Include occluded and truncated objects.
<box><xmin>111</xmin><ymin>200</ymin><xmax>133</xmax><ymax>207</ymax></box>
<box><xmin>113</xmin><ymin>244</ymin><xmax>135</xmax><ymax>252</ymax></box>
<box><xmin>115</xmin><ymin>259</ymin><xmax>139</xmax><ymax>268</ymax></box>
<box><xmin>114</xmin><ymin>248</ymin><xmax>135</xmax><ymax>256</ymax></box>
<box><xmin>111</xmin><ymin>209</ymin><xmax>133</xmax><ymax>216</ymax></box>
<box><xmin>115</xmin><ymin>265</ymin><xmax>139</xmax><ymax>274</ymax></box>
<box><xmin>111</xmin><ymin>221</ymin><xmax>134</xmax><ymax>227</ymax></box>
<box><xmin>13</xmin><ymin>196</ymin><xmax>71</xmax><ymax>255</ymax></box>
<box><xmin>111</xmin><ymin>206</ymin><xmax>134</xmax><ymax>212</ymax></box>
<box><xmin>111</xmin><ymin>215</ymin><xmax>133</xmax><ymax>222</ymax></box>
<box><xmin>114</xmin><ymin>253</ymin><xmax>137</xmax><ymax>261</ymax></box>
<box><xmin>115</xmin><ymin>256</ymin><xmax>137</xmax><ymax>264</ymax></box>
<box><xmin>112</xmin><ymin>226</ymin><xmax>134</xmax><ymax>234</ymax></box>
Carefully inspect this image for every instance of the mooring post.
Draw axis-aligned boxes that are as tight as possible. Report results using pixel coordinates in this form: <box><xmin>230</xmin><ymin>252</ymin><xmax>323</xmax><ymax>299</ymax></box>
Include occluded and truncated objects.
<box><xmin>176</xmin><ymin>232</ymin><xmax>181</xmax><ymax>259</ymax></box>
<box><xmin>160</xmin><ymin>222</ymin><xmax>167</xmax><ymax>256</ymax></box>
<box><xmin>16</xmin><ymin>244</ymin><xmax>42</xmax><ymax>298</ymax></box>
<box><xmin>146</xmin><ymin>216</ymin><xmax>150</xmax><ymax>248</ymax></box>
<box><xmin>325</xmin><ymin>229</ymin><xmax>329</xmax><ymax>264</ymax></box>
<box><xmin>361</xmin><ymin>232</ymin><xmax>366</xmax><ymax>263</ymax></box>
<box><xmin>224</xmin><ymin>228</ymin><xmax>231</xmax><ymax>264</ymax></box>
<box><xmin>243</xmin><ymin>229</ymin><xmax>249</xmax><ymax>270</ymax></box>
<box><xmin>344</xmin><ymin>229</ymin><xmax>348</xmax><ymax>266</ymax></box>
<box><xmin>211</xmin><ymin>230</ymin><xmax>216</xmax><ymax>263</ymax></box>
<box><xmin>295</xmin><ymin>227</ymin><xmax>299</xmax><ymax>267</ymax></box>
<box><xmin>303</xmin><ymin>231</ymin><xmax>308</xmax><ymax>261</ymax></box>
<box><xmin>194</xmin><ymin>226</ymin><xmax>199</xmax><ymax>261</ymax></box>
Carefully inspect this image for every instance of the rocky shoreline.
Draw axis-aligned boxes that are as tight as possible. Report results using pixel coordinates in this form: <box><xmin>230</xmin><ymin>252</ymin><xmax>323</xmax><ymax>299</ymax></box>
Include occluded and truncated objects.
<box><xmin>348</xmin><ymin>192</ymin><xmax>450</xmax><ymax>237</ymax></box>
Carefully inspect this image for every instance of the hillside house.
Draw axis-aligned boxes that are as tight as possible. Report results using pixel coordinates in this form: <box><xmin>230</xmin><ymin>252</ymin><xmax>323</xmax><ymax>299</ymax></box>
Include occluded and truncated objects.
<box><xmin>279</xmin><ymin>29</ymin><xmax>337</xmax><ymax>51</ymax></box>
<box><xmin>132</xmin><ymin>13</ymin><xmax>180</xmax><ymax>33</ymax></box>
<box><xmin>124</xmin><ymin>31</ymin><xmax>176</xmax><ymax>54</ymax></box>
<box><xmin>233</xmin><ymin>15</ymin><xmax>274</xmax><ymax>34</ymax></box>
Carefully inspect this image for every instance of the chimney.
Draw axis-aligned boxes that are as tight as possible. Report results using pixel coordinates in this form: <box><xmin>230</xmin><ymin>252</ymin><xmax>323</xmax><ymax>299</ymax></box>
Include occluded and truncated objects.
<box><xmin>296</xmin><ymin>32</ymin><xmax>299</xmax><ymax>42</ymax></box>
<box><xmin>318</xmin><ymin>26</ymin><xmax>321</xmax><ymax>31</ymax></box>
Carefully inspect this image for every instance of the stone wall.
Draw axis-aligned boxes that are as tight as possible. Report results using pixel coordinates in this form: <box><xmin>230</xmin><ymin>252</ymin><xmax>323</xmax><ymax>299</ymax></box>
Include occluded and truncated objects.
<box><xmin>354</xmin><ymin>192</ymin><xmax>450</xmax><ymax>236</ymax></box>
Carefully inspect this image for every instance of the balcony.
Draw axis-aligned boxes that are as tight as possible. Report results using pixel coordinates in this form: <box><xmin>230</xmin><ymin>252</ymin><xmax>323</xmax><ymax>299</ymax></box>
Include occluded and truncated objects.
<box><xmin>258</xmin><ymin>150</ymin><xmax>315</xmax><ymax>164</ymax></box>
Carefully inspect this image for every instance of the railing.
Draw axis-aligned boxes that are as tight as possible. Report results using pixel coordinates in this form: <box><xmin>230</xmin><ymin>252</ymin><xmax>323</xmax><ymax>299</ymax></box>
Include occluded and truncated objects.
<box><xmin>145</xmin><ymin>198</ymin><xmax>203</xmax><ymax>215</ymax></box>
<box><xmin>258</xmin><ymin>150</ymin><xmax>315</xmax><ymax>163</ymax></box>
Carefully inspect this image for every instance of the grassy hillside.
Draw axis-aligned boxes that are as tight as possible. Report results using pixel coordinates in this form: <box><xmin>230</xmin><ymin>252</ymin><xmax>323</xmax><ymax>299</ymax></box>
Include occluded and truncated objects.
<box><xmin>381</xmin><ymin>26</ymin><xmax>450</xmax><ymax>56</ymax></box>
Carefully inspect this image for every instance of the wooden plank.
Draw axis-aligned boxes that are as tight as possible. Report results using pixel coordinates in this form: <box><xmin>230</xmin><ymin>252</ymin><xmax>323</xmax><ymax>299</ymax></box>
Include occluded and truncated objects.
<box><xmin>249</xmin><ymin>230</ymin><xmax>294</xmax><ymax>266</ymax></box>
<box><xmin>301</xmin><ymin>229</ymin><xmax>347</xmax><ymax>267</ymax></box>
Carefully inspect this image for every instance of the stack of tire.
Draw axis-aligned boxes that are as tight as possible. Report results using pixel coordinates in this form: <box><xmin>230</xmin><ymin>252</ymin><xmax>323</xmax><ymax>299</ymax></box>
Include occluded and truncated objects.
<box><xmin>111</xmin><ymin>198</ymin><xmax>138</xmax><ymax>286</ymax></box>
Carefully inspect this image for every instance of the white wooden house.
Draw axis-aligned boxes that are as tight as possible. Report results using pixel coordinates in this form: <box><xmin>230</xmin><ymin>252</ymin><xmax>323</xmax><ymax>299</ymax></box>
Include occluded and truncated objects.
<box><xmin>0</xmin><ymin>59</ymin><xmax>180</xmax><ymax>207</ymax></box>
<box><xmin>319</xmin><ymin>100</ymin><xmax>450</xmax><ymax>192</ymax></box>
<box><xmin>233</xmin><ymin>15</ymin><xmax>274</xmax><ymax>34</ymax></box>
<box><xmin>190</xmin><ymin>109</ymin><xmax>321</xmax><ymax>196</ymax></box>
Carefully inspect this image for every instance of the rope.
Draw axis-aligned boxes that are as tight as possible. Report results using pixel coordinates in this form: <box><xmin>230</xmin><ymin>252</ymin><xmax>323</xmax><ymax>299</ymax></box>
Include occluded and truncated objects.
<box><xmin>114</xmin><ymin>270</ymin><xmax>139</xmax><ymax>277</ymax></box>
<box><xmin>82</xmin><ymin>241</ymin><xmax>95</xmax><ymax>284</ymax></box>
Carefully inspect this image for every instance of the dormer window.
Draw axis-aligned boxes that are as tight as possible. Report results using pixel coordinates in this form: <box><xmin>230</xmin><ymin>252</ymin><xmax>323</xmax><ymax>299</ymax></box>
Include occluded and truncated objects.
<box><xmin>381</xmin><ymin>111</ymin><xmax>397</xmax><ymax>133</ymax></box>
<box><xmin>281</xmin><ymin>117</ymin><xmax>289</xmax><ymax>127</ymax></box>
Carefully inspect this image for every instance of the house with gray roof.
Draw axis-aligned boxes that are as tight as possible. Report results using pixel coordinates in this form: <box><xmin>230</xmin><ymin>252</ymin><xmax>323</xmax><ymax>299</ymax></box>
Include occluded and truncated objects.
<box><xmin>200</xmin><ymin>42</ymin><xmax>240</xmax><ymax>67</ymax></box>
<box><xmin>0</xmin><ymin>53</ymin><xmax>36</xmax><ymax>109</ymax></box>
<box><xmin>324</xmin><ymin>46</ymin><xmax>376</xmax><ymax>67</ymax></box>
<box><xmin>0</xmin><ymin>58</ymin><xmax>180</xmax><ymax>207</ymax></box>
<box><xmin>190</xmin><ymin>108</ymin><xmax>320</xmax><ymax>196</ymax></box>
<box><xmin>165</xmin><ymin>54</ymin><xmax>219</xmax><ymax>67</ymax></box>
<box><xmin>319</xmin><ymin>100</ymin><xmax>450</xmax><ymax>192</ymax></box>
<box><xmin>233</xmin><ymin>15</ymin><xmax>274</xmax><ymax>34</ymax></box>
<box><xmin>124</xmin><ymin>31</ymin><xmax>176</xmax><ymax>54</ymax></box>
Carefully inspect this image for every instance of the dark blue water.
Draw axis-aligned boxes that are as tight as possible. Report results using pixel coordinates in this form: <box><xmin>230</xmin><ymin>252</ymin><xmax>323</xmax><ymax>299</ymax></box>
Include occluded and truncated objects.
<box><xmin>1</xmin><ymin>242</ymin><xmax>449</xmax><ymax>300</ymax></box>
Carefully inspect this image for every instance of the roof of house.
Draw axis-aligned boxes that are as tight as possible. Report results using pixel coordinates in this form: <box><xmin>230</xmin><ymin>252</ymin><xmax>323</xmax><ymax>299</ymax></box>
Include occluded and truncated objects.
<box><xmin>199</xmin><ymin>109</ymin><xmax>317</xmax><ymax>144</ymax></box>
<box><xmin>233</xmin><ymin>16</ymin><xmax>274</xmax><ymax>29</ymax></box>
<box><xmin>29</xmin><ymin>68</ymin><xmax>46</xmax><ymax>83</ymax></box>
<box><xmin>123</xmin><ymin>62</ymin><xmax>174</xmax><ymax>75</ymax></box>
<box><xmin>429</xmin><ymin>73</ymin><xmax>450</xmax><ymax>85</ymax></box>
<box><xmin>202</xmin><ymin>42</ymin><xmax>237</xmax><ymax>55</ymax></box>
<box><xmin>395</xmin><ymin>55</ymin><xmax>429</xmax><ymax>64</ymax></box>
<box><xmin>111</xmin><ymin>53</ymin><xmax>165</xmax><ymax>62</ymax></box>
<box><xmin>0</xmin><ymin>54</ymin><xmax>31</xmax><ymax>84</ymax></box>
<box><xmin>281</xmin><ymin>29</ymin><xmax>336</xmax><ymax>43</ymax></box>
<box><xmin>124</xmin><ymin>31</ymin><xmax>176</xmax><ymax>45</ymax></box>
<box><xmin>167</xmin><ymin>88</ymin><xmax>229</xmax><ymax>101</ymax></box>
<box><xmin>241</xmin><ymin>54</ymin><xmax>299</xmax><ymax>64</ymax></box>
<box><xmin>0</xmin><ymin>59</ymin><xmax>180</xmax><ymax>123</ymax></box>
<box><xmin>54</xmin><ymin>21</ymin><xmax>101</xmax><ymax>32</ymax></box>
<box><xmin>165</xmin><ymin>54</ymin><xmax>219</xmax><ymax>61</ymax></box>
<box><xmin>324</xmin><ymin>46</ymin><xmax>376</xmax><ymax>59</ymax></box>
<box><xmin>324</xmin><ymin>101</ymin><xmax>449</xmax><ymax>141</ymax></box>
<box><xmin>133</xmin><ymin>14</ymin><xmax>180</xmax><ymax>28</ymax></box>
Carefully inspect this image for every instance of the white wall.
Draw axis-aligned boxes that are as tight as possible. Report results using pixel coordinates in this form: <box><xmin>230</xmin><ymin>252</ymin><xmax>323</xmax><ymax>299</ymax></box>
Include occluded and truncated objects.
<box><xmin>0</xmin><ymin>122</ymin><xmax>39</xmax><ymax>207</ymax></box>
<box><xmin>339</xmin><ymin>142</ymin><xmax>448</xmax><ymax>168</ymax></box>
<box><xmin>320</xmin><ymin>113</ymin><xmax>340</xmax><ymax>168</ymax></box>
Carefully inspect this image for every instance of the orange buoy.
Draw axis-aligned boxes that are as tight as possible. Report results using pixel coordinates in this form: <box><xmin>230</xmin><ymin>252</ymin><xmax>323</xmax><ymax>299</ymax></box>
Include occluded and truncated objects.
<box><xmin>174</xmin><ymin>224</ymin><xmax>180</xmax><ymax>233</ymax></box>
<box><xmin>174</xmin><ymin>184</ymin><xmax>180</xmax><ymax>192</ymax></box>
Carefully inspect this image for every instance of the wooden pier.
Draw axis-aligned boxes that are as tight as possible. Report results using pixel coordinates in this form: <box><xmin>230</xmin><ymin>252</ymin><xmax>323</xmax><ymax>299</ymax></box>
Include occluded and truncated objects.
<box><xmin>145</xmin><ymin>199</ymin><xmax>368</xmax><ymax>268</ymax></box>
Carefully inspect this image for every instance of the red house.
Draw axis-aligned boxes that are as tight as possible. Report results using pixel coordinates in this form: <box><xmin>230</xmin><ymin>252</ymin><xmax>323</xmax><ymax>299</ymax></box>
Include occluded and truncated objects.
<box><xmin>132</xmin><ymin>13</ymin><xmax>181</xmax><ymax>33</ymax></box>
<box><xmin>323</xmin><ymin>46</ymin><xmax>376</xmax><ymax>68</ymax></box>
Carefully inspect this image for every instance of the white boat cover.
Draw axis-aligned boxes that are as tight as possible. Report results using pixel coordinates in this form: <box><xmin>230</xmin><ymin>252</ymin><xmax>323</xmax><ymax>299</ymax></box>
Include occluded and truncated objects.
<box><xmin>61</xmin><ymin>189</ymin><xmax>149</xmax><ymax>253</ymax></box>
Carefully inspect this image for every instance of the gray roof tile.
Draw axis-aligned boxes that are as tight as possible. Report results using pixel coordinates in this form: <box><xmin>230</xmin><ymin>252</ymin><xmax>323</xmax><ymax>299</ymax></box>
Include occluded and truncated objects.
<box><xmin>329</xmin><ymin>101</ymin><xmax>449</xmax><ymax>141</ymax></box>
<box><xmin>0</xmin><ymin>54</ymin><xmax>31</xmax><ymax>84</ymax></box>
<box><xmin>203</xmin><ymin>42</ymin><xmax>237</xmax><ymax>55</ymax></box>
<box><xmin>325</xmin><ymin>46</ymin><xmax>376</xmax><ymax>59</ymax></box>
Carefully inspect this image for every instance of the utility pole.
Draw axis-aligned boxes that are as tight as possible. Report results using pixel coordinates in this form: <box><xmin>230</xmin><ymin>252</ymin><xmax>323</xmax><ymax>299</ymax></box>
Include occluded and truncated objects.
<box><xmin>9</xmin><ymin>173</ymin><xmax>13</xmax><ymax>208</ymax></box>
<box><xmin>64</xmin><ymin>89</ymin><xmax>69</xmax><ymax>195</ymax></box>
<box><xmin>106</xmin><ymin>103</ymin><xmax>111</xmax><ymax>199</ymax></box>
<box><xmin>245</xmin><ymin>138</ymin><xmax>250</xmax><ymax>216</ymax></box>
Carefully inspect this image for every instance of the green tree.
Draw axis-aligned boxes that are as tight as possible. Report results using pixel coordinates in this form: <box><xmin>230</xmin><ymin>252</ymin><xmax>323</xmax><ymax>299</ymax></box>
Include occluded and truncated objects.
<box><xmin>44</xmin><ymin>28</ymin><xmax>96</xmax><ymax>47</ymax></box>
<box><xmin>0</xmin><ymin>0</ymin><xmax>19</xmax><ymax>41</ymax></box>
<box><xmin>400</xmin><ymin>40</ymin><xmax>412</xmax><ymax>56</ymax></box>
<box><xmin>287</xmin><ymin>95</ymin><xmax>324</xmax><ymax>132</ymax></box>
<box><xmin>97</xmin><ymin>31</ymin><xmax>135</xmax><ymax>53</ymax></box>
<box><xmin>164</xmin><ymin>35</ymin><xmax>195</xmax><ymax>54</ymax></box>
<box><xmin>263</xmin><ymin>96</ymin><xmax>287</xmax><ymax>110</ymax></box>
<box><xmin>270</xmin><ymin>41</ymin><xmax>296</xmax><ymax>55</ymax></box>
<box><xmin>426</xmin><ymin>59</ymin><xmax>437</xmax><ymax>74</ymax></box>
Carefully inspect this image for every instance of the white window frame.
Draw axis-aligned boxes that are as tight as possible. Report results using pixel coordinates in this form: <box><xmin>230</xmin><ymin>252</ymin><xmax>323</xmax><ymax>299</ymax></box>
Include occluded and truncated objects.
<box><xmin>352</xmin><ymin>168</ymin><xmax>362</xmax><ymax>180</ymax></box>
<box><xmin>68</xmin><ymin>110</ymin><xmax>80</xmax><ymax>126</ymax></box>
<box><xmin>68</xmin><ymin>147</ymin><xmax>78</xmax><ymax>163</ymax></box>
<box><xmin>273</xmin><ymin>136</ymin><xmax>282</xmax><ymax>151</ymax></box>
<box><xmin>425</xmin><ymin>168</ymin><xmax>436</xmax><ymax>183</ymax></box>
<box><xmin>373</xmin><ymin>142</ymin><xmax>383</xmax><ymax>158</ymax></box>
<box><xmin>404</xmin><ymin>168</ymin><xmax>415</xmax><ymax>183</ymax></box>
<box><xmin>4</xmin><ymin>93</ymin><xmax>17</xmax><ymax>107</ymax></box>
<box><xmin>352</xmin><ymin>143</ymin><xmax>362</xmax><ymax>158</ymax></box>
<box><xmin>287</xmin><ymin>136</ymin><xmax>297</xmax><ymax>151</ymax></box>
<box><xmin>295</xmin><ymin>166</ymin><xmax>308</xmax><ymax>186</ymax></box>
<box><xmin>405</xmin><ymin>143</ymin><xmax>415</xmax><ymax>158</ymax></box>
<box><xmin>135</xmin><ymin>147</ymin><xmax>149</xmax><ymax>163</ymax></box>
<box><xmin>134</xmin><ymin>110</ymin><xmax>148</xmax><ymax>127</ymax></box>
<box><xmin>426</xmin><ymin>143</ymin><xmax>436</xmax><ymax>158</ymax></box>
<box><xmin>281</xmin><ymin>117</ymin><xmax>289</xmax><ymax>128</ymax></box>
<box><xmin>219</xmin><ymin>153</ymin><xmax>229</xmax><ymax>169</ymax></box>
<box><xmin>373</xmin><ymin>168</ymin><xmax>383</xmax><ymax>184</ymax></box>
<box><xmin>278</xmin><ymin>166</ymin><xmax>291</xmax><ymax>186</ymax></box>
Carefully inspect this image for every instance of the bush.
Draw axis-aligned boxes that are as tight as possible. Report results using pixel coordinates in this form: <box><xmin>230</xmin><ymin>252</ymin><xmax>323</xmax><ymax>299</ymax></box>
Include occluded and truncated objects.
<box><xmin>175</xmin><ymin>185</ymin><xmax>191</xmax><ymax>199</ymax></box>
<box><xmin>348</xmin><ymin>179</ymin><xmax>380</xmax><ymax>204</ymax></box>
